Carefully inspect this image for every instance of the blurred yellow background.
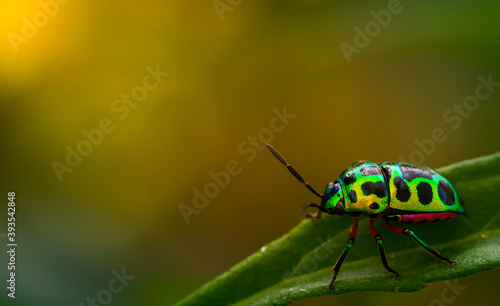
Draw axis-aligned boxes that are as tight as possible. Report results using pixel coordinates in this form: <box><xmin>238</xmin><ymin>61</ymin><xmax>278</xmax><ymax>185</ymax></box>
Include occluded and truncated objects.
<box><xmin>0</xmin><ymin>1</ymin><xmax>499</xmax><ymax>305</ymax></box>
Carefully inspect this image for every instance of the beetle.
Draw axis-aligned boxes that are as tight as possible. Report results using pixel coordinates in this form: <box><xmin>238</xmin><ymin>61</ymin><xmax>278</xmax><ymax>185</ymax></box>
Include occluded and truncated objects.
<box><xmin>266</xmin><ymin>144</ymin><xmax>465</xmax><ymax>290</ymax></box>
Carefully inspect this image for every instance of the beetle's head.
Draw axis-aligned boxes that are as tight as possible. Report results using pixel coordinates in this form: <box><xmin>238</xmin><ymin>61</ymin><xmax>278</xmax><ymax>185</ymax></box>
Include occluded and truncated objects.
<box><xmin>320</xmin><ymin>182</ymin><xmax>345</xmax><ymax>215</ymax></box>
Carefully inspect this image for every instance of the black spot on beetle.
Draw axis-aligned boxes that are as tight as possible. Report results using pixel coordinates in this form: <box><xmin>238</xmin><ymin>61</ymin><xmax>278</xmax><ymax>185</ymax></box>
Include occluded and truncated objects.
<box><xmin>361</xmin><ymin>182</ymin><xmax>374</xmax><ymax>196</ymax></box>
<box><xmin>369</xmin><ymin>202</ymin><xmax>380</xmax><ymax>210</ymax></box>
<box><xmin>438</xmin><ymin>180</ymin><xmax>455</xmax><ymax>206</ymax></box>
<box><xmin>344</xmin><ymin>172</ymin><xmax>356</xmax><ymax>186</ymax></box>
<box><xmin>375</xmin><ymin>181</ymin><xmax>386</xmax><ymax>198</ymax></box>
<box><xmin>361</xmin><ymin>181</ymin><xmax>386</xmax><ymax>198</ymax></box>
<box><xmin>394</xmin><ymin>176</ymin><xmax>411</xmax><ymax>202</ymax></box>
<box><xmin>361</xmin><ymin>166</ymin><xmax>380</xmax><ymax>176</ymax></box>
<box><xmin>400</xmin><ymin>164</ymin><xmax>434</xmax><ymax>182</ymax></box>
<box><xmin>349</xmin><ymin>190</ymin><xmax>357</xmax><ymax>203</ymax></box>
<box><xmin>417</xmin><ymin>182</ymin><xmax>433</xmax><ymax>205</ymax></box>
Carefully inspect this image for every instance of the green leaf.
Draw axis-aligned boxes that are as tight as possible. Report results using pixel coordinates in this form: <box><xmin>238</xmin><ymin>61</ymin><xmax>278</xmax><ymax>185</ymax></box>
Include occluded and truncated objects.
<box><xmin>176</xmin><ymin>153</ymin><xmax>500</xmax><ymax>305</ymax></box>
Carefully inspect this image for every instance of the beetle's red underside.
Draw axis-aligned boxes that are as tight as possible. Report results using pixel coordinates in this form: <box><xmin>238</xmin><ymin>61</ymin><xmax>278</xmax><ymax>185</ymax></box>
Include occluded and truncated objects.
<box><xmin>398</xmin><ymin>212</ymin><xmax>462</xmax><ymax>224</ymax></box>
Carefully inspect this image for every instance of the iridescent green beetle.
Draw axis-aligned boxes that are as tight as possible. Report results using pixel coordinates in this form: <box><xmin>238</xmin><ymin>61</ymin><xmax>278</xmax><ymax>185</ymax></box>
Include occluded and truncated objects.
<box><xmin>266</xmin><ymin>144</ymin><xmax>465</xmax><ymax>290</ymax></box>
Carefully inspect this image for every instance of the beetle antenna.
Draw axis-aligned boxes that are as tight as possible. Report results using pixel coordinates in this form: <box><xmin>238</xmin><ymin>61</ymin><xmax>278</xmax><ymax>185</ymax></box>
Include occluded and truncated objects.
<box><xmin>266</xmin><ymin>143</ymin><xmax>322</xmax><ymax>198</ymax></box>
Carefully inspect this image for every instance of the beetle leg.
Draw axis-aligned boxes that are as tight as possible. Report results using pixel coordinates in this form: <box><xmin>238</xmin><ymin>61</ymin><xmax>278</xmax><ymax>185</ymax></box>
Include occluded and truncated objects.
<box><xmin>385</xmin><ymin>221</ymin><xmax>455</xmax><ymax>266</ymax></box>
<box><xmin>301</xmin><ymin>203</ymin><xmax>318</xmax><ymax>210</ymax></box>
<box><xmin>301</xmin><ymin>203</ymin><xmax>322</xmax><ymax>219</ymax></box>
<box><xmin>305</xmin><ymin>211</ymin><xmax>322</xmax><ymax>219</ymax></box>
<box><xmin>328</xmin><ymin>217</ymin><xmax>359</xmax><ymax>290</ymax></box>
<box><xmin>369</xmin><ymin>219</ymin><xmax>400</xmax><ymax>278</ymax></box>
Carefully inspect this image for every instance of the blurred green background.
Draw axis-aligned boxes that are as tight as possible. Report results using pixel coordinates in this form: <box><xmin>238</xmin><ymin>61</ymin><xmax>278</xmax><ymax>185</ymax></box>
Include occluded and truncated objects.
<box><xmin>0</xmin><ymin>1</ymin><xmax>499</xmax><ymax>305</ymax></box>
